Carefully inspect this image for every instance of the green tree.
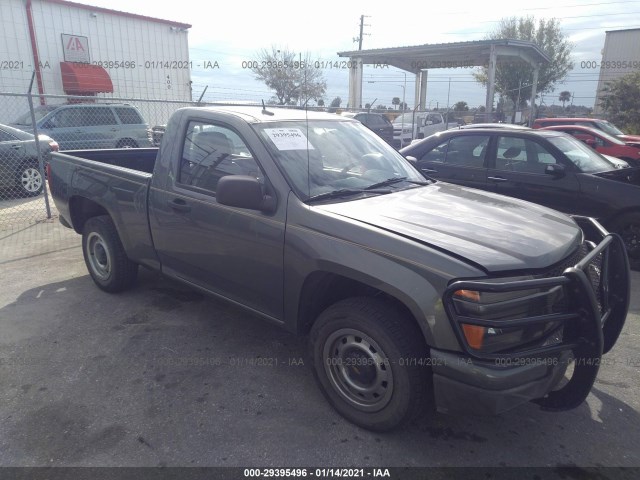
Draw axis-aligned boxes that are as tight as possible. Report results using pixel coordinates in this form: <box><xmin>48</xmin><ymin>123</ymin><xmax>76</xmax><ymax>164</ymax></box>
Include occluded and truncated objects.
<box><xmin>599</xmin><ymin>71</ymin><xmax>640</xmax><ymax>134</ymax></box>
<box><xmin>250</xmin><ymin>46</ymin><xmax>326</xmax><ymax>105</ymax></box>
<box><xmin>454</xmin><ymin>101</ymin><xmax>469</xmax><ymax>112</ymax></box>
<box><xmin>392</xmin><ymin>97</ymin><xmax>400</xmax><ymax>109</ymax></box>
<box><xmin>473</xmin><ymin>17</ymin><xmax>573</xmax><ymax>111</ymax></box>
<box><xmin>317</xmin><ymin>99</ymin><xmax>325</xmax><ymax>107</ymax></box>
<box><xmin>328</xmin><ymin>96</ymin><xmax>342</xmax><ymax>113</ymax></box>
<box><xmin>559</xmin><ymin>91</ymin><xmax>571</xmax><ymax>108</ymax></box>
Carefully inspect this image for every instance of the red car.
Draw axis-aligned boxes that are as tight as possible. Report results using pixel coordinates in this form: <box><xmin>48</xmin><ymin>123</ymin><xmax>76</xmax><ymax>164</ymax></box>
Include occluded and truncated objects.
<box><xmin>532</xmin><ymin>117</ymin><xmax>640</xmax><ymax>145</ymax></box>
<box><xmin>539</xmin><ymin>125</ymin><xmax>640</xmax><ymax>166</ymax></box>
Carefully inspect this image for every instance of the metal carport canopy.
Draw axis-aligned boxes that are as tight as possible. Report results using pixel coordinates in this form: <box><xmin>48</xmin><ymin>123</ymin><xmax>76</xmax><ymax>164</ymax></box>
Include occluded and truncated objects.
<box><xmin>338</xmin><ymin>39</ymin><xmax>551</xmax><ymax>123</ymax></box>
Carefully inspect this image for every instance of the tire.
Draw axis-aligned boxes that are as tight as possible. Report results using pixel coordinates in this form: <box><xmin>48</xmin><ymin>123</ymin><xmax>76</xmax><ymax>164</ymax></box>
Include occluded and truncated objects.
<box><xmin>117</xmin><ymin>139</ymin><xmax>138</xmax><ymax>149</ymax></box>
<box><xmin>16</xmin><ymin>162</ymin><xmax>44</xmax><ymax>197</ymax></box>
<box><xmin>82</xmin><ymin>215</ymin><xmax>138</xmax><ymax>292</ymax></box>
<box><xmin>609</xmin><ymin>212</ymin><xmax>640</xmax><ymax>269</ymax></box>
<box><xmin>309</xmin><ymin>297</ymin><xmax>431</xmax><ymax>431</ymax></box>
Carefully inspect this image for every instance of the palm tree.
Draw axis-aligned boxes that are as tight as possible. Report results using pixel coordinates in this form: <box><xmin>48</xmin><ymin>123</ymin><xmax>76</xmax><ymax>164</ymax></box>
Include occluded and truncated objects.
<box><xmin>559</xmin><ymin>91</ymin><xmax>571</xmax><ymax>109</ymax></box>
<box><xmin>392</xmin><ymin>97</ymin><xmax>400</xmax><ymax>109</ymax></box>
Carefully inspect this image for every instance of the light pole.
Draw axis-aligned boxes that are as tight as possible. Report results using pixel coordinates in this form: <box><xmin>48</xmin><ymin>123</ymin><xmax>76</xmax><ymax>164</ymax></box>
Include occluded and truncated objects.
<box><xmin>398</xmin><ymin>71</ymin><xmax>407</xmax><ymax>147</ymax></box>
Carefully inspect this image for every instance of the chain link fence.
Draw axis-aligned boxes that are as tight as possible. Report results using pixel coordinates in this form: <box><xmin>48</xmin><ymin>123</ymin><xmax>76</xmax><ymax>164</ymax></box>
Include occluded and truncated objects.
<box><xmin>0</xmin><ymin>92</ymin><xmax>210</xmax><ymax>232</ymax></box>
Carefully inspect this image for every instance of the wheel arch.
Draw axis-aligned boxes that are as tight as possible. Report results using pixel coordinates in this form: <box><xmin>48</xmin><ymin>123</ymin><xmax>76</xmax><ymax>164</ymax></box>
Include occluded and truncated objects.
<box><xmin>68</xmin><ymin>195</ymin><xmax>110</xmax><ymax>234</ymax></box>
<box><xmin>603</xmin><ymin>207</ymin><xmax>640</xmax><ymax>230</ymax></box>
<box><xmin>295</xmin><ymin>269</ymin><xmax>434</xmax><ymax>347</ymax></box>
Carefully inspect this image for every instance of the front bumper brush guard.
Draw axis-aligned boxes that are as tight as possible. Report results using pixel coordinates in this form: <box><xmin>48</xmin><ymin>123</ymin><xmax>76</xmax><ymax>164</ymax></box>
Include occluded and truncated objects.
<box><xmin>444</xmin><ymin>217</ymin><xmax>630</xmax><ymax>412</ymax></box>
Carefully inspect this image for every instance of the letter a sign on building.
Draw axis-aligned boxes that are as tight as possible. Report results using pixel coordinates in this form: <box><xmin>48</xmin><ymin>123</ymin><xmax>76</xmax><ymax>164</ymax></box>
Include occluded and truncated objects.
<box><xmin>61</xmin><ymin>34</ymin><xmax>90</xmax><ymax>63</ymax></box>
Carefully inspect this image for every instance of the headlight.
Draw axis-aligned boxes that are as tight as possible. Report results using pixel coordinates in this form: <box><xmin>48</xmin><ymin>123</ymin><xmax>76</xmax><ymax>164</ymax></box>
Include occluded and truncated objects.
<box><xmin>451</xmin><ymin>281</ymin><xmax>567</xmax><ymax>354</ymax></box>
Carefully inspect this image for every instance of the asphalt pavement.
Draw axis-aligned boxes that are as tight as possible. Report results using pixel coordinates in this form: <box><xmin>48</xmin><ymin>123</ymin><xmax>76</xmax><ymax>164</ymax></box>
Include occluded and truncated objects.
<box><xmin>1</xmin><ymin>221</ymin><xmax>639</xmax><ymax>469</ymax></box>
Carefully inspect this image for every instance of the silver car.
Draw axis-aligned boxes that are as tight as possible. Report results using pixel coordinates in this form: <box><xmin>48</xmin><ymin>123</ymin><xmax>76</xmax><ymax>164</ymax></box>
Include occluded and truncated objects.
<box><xmin>12</xmin><ymin>103</ymin><xmax>153</xmax><ymax>151</ymax></box>
<box><xmin>0</xmin><ymin>123</ymin><xmax>58</xmax><ymax>197</ymax></box>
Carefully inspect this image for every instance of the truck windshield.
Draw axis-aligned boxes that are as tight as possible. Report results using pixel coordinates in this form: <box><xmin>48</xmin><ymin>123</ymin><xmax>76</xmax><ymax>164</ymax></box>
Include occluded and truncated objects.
<box><xmin>253</xmin><ymin>120</ymin><xmax>426</xmax><ymax>200</ymax></box>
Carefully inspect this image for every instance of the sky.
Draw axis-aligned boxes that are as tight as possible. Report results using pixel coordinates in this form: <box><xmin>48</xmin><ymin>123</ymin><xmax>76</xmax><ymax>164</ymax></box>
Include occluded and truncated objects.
<box><xmin>82</xmin><ymin>0</ymin><xmax>640</xmax><ymax>109</ymax></box>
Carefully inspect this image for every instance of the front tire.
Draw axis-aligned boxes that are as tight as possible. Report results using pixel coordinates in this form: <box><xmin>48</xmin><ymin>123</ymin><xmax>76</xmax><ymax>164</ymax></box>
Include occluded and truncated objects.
<box><xmin>82</xmin><ymin>215</ymin><xmax>138</xmax><ymax>292</ymax></box>
<box><xmin>609</xmin><ymin>212</ymin><xmax>640</xmax><ymax>269</ymax></box>
<box><xmin>309</xmin><ymin>297</ymin><xmax>431</xmax><ymax>431</ymax></box>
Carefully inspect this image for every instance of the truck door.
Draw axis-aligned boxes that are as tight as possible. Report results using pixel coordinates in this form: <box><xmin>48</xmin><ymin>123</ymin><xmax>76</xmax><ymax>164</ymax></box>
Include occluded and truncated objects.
<box><xmin>149</xmin><ymin>120</ymin><xmax>285</xmax><ymax>321</ymax></box>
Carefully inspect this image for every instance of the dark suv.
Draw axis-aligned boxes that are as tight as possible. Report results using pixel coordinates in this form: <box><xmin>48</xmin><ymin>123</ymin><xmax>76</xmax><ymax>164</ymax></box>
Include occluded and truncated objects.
<box><xmin>12</xmin><ymin>103</ymin><xmax>153</xmax><ymax>151</ymax></box>
<box><xmin>341</xmin><ymin>112</ymin><xmax>394</xmax><ymax>144</ymax></box>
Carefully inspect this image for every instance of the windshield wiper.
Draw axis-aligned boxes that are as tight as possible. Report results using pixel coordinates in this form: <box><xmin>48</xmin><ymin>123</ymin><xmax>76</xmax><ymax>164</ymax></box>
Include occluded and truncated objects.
<box><xmin>306</xmin><ymin>188</ymin><xmax>391</xmax><ymax>203</ymax></box>
<box><xmin>364</xmin><ymin>176</ymin><xmax>430</xmax><ymax>190</ymax></box>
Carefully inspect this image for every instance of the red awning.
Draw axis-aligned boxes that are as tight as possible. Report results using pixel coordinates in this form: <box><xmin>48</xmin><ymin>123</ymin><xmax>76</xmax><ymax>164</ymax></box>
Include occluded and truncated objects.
<box><xmin>60</xmin><ymin>62</ymin><xmax>113</xmax><ymax>94</ymax></box>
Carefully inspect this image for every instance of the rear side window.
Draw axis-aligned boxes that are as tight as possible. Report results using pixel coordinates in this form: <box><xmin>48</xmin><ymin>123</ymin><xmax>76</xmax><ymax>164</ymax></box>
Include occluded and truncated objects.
<box><xmin>444</xmin><ymin>135</ymin><xmax>490</xmax><ymax>166</ymax></box>
<box><xmin>114</xmin><ymin>107</ymin><xmax>144</xmax><ymax>124</ymax></box>
<box><xmin>421</xmin><ymin>135</ymin><xmax>489</xmax><ymax>166</ymax></box>
<box><xmin>80</xmin><ymin>107</ymin><xmax>117</xmax><ymax>126</ymax></box>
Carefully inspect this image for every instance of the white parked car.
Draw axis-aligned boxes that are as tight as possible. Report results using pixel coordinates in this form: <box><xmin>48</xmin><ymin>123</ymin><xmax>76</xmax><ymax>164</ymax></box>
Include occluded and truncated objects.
<box><xmin>392</xmin><ymin>112</ymin><xmax>447</xmax><ymax>148</ymax></box>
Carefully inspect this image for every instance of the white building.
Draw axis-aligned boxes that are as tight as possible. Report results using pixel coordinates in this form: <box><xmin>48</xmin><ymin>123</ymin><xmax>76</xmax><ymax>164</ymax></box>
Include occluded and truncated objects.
<box><xmin>0</xmin><ymin>0</ymin><xmax>192</xmax><ymax>123</ymax></box>
<box><xmin>594</xmin><ymin>28</ymin><xmax>640</xmax><ymax>113</ymax></box>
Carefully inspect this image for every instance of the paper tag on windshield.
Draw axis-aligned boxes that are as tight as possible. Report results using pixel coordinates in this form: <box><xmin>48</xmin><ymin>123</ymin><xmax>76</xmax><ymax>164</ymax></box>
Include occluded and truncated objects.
<box><xmin>264</xmin><ymin>128</ymin><xmax>314</xmax><ymax>150</ymax></box>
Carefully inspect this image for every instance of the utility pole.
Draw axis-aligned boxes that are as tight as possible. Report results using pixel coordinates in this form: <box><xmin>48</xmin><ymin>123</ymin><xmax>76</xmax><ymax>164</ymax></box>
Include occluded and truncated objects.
<box><xmin>354</xmin><ymin>15</ymin><xmax>370</xmax><ymax>50</ymax></box>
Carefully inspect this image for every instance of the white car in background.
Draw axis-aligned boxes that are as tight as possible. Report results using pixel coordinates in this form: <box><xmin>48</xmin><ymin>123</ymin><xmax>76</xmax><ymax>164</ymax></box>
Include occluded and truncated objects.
<box><xmin>392</xmin><ymin>111</ymin><xmax>447</xmax><ymax>148</ymax></box>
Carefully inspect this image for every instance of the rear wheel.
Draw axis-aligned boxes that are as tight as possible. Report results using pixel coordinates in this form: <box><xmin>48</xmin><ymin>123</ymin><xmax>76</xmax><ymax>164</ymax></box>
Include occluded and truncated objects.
<box><xmin>116</xmin><ymin>138</ymin><xmax>138</xmax><ymax>148</ymax></box>
<box><xmin>17</xmin><ymin>162</ymin><xmax>43</xmax><ymax>197</ymax></box>
<box><xmin>82</xmin><ymin>215</ymin><xmax>138</xmax><ymax>292</ymax></box>
<box><xmin>309</xmin><ymin>297</ymin><xmax>431</xmax><ymax>431</ymax></box>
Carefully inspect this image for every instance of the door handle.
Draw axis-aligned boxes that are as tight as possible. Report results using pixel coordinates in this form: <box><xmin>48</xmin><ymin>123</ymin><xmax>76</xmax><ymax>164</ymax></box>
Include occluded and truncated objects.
<box><xmin>421</xmin><ymin>168</ymin><xmax>438</xmax><ymax>173</ymax></box>
<box><xmin>10</xmin><ymin>144</ymin><xmax>21</xmax><ymax>150</ymax></box>
<box><xmin>111</xmin><ymin>128</ymin><xmax>119</xmax><ymax>132</ymax></box>
<box><xmin>168</xmin><ymin>198</ymin><xmax>191</xmax><ymax>212</ymax></box>
<box><xmin>488</xmin><ymin>176</ymin><xmax>507</xmax><ymax>182</ymax></box>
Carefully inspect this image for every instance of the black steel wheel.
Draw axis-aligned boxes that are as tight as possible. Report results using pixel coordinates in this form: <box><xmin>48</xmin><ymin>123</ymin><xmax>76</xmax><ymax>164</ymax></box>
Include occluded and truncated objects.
<box><xmin>310</xmin><ymin>297</ymin><xmax>431</xmax><ymax>431</ymax></box>
<box><xmin>82</xmin><ymin>215</ymin><xmax>138</xmax><ymax>292</ymax></box>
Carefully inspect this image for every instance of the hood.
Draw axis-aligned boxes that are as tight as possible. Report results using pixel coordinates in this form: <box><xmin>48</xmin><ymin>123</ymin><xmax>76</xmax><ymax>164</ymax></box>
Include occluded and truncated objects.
<box><xmin>594</xmin><ymin>168</ymin><xmax>640</xmax><ymax>185</ymax></box>
<box><xmin>317</xmin><ymin>183</ymin><xmax>582</xmax><ymax>273</ymax></box>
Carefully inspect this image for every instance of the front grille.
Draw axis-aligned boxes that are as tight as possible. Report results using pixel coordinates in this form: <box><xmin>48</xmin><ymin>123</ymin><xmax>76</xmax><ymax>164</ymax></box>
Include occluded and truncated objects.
<box><xmin>540</xmin><ymin>242</ymin><xmax>604</xmax><ymax>314</ymax></box>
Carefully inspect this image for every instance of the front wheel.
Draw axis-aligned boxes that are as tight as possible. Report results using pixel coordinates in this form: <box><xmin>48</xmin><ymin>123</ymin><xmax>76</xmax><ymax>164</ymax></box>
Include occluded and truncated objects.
<box><xmin>309</xmin><ymin>297</ymin><xmax>431</xmax><ymax>431</ymax></box>
<box><xmin>82</xmin><ymin>215</ymin><xmax>138</xmax><ymax>292</ymax></box>
<box><xmin>609</xmin><ymin>212</ymin><xmax>640</xmax><ymax>269</ymax></box>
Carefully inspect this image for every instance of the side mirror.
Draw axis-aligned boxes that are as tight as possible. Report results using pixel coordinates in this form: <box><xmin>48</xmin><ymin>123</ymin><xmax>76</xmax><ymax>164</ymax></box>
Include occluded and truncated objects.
<box><xmin>584</xmin><ymin>138</ymin><xmax>596</xmax><ymax>147</ymax></box>
<box><xmin>216</xmin><ymin>175</ymin><xmax>276</xmax><ymax>213</ymax></box>
<box><xmin>545</xmin><ymin>164</ymin><xmax>566</xmax><ymax>177</ymax></box>
<box><xmin>404</xmin><ymin>155</ymin><xmax>417</xmax><ymax>164</ymax></box>
<box><xmin>41</xmin><ymin>121</ymin><xmax>53</xmax><ymax>129</ymax></box>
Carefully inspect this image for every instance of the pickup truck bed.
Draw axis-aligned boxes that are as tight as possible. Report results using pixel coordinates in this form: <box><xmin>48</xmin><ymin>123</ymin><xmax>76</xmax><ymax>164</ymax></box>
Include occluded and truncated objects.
<box><xmin>51</xmin><ymin>148</ymin><xmax>159</xmax><ymax>270</ymax></box>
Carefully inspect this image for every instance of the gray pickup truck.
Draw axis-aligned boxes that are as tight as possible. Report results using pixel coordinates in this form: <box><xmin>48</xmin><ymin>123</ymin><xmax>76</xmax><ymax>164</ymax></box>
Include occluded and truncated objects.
<box><xmin>48</xmin><ymin>106</ymin><xmax>630</xmax><ymax>431</ymax></box>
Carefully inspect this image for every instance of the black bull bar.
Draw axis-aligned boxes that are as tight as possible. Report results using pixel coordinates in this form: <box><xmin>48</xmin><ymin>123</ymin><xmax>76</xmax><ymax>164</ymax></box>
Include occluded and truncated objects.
<box><xmin>443</xmin><ymin>216</ymin><xmax>630</xmax><ymax>411</ymax></box>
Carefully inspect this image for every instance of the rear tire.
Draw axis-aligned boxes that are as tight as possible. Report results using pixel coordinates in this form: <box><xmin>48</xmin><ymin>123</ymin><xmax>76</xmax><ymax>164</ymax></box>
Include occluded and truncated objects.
<box><xmin>117</xmin><ymin>139</ymin><xmax>138</xmax><ymax>148</ymax></box>
<box><xmin>82</xmin><ymin>215</ymin><xmax>138</xmax><ymax>292</ymax></box>
<box><xmin>609</xmin><ymin>212</ymin><xmax>640</xmax><ymax>269</ymax></box>
<box><xmin>309</xmin><ymin>297</ymin><xmax>431</xmax><ymax>431</ymax></box>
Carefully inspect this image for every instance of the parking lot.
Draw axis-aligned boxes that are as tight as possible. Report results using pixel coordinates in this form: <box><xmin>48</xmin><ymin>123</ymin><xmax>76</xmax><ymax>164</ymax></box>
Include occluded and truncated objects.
<box><xmin>0</xmin><ymin>204</ymin><xmax>639</xmax><ymax>469</ymax></box>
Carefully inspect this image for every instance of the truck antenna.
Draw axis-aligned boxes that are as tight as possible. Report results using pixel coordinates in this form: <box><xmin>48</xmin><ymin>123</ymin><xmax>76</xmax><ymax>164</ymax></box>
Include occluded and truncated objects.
<box><xmin>261</xmin><ymin>100</ymin><xmax>274</xmax><ymax>116</ymax></box>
